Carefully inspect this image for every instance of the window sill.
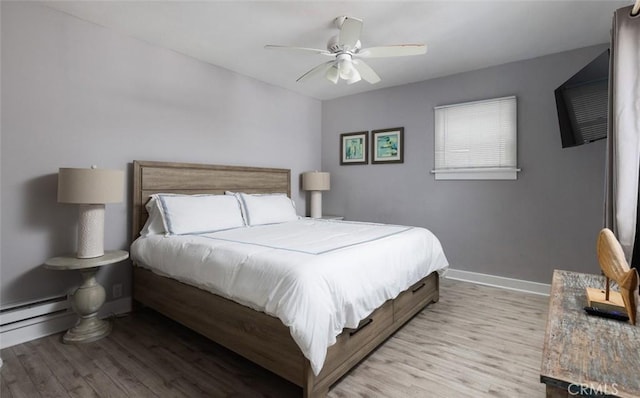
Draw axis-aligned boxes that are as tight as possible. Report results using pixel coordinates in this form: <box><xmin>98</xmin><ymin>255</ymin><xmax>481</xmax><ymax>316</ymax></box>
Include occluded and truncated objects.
<box><xmin>431</xmin><ymin>168</ymin><xmax>521</xmax><ymax>180</ymax></box>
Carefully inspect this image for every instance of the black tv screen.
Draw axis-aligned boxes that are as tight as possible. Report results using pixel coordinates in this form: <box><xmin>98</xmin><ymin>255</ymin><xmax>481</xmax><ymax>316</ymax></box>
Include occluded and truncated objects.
<box><xmin>555</xmin><ymin>50</ymin><xmax>609</xmax><ymax>148</ymax></box>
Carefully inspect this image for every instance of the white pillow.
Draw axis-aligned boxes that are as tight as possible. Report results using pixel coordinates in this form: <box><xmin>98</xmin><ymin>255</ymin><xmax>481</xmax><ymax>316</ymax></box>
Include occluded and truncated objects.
<box><xmin>140</xmin><ymin>193</ymin><xmax>196</xmax><ymax>236</ymax></box>
<box><xmin>225</xmin><ymin>191</ymin><xmax>247</xmax><ymax>223</ymax></box>
<box><xmin>237</xmin><ymin>193</ymin><xmax>298</xmax><ymax>226</ymax></box>
<box><xmin>139</xmin><ymin>196</ymin><xmax>166</xmax><ymax>236</ymax></box>
<box><xmin>157</xmin><ymin>194</ymin><xmax>245</xmax><ymax>235</ymax></box>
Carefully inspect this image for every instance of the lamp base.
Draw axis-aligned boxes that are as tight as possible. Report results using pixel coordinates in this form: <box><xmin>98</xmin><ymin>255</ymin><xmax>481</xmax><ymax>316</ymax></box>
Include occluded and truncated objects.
<box><xmin>310</xmin><ymin>191</ymin><xmax>323</xmax><ymax>219</ymax></box>
<box><xmin>77</xmin><ymin>204</ymin><xmax>105</xmax><ymax>259</ymax></box>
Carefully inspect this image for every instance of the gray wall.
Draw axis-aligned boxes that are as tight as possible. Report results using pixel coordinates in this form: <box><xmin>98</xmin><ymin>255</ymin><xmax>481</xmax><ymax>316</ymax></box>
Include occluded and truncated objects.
<box><xmin>1</xmin><ymin>2</ymin><xmax>321</xmax><ymax>306</ymax></box>
<box><xmin>322</xmin><ymin>45</ymin><xmax>608</xmax><ymax>284</ymax></box>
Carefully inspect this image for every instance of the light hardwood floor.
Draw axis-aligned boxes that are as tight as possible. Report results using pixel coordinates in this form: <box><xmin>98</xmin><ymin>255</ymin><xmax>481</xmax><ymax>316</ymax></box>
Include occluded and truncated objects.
<box><xmin>0</xmin><ymin>279</ymin><xmax>549</xmax><ymax>397</ymax></box>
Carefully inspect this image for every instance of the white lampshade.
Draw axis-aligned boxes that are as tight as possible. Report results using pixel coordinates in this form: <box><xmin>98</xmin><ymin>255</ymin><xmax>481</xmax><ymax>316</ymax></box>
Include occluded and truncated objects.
<box><xmin>57</xmin><ymin>167</ymin><xmax>124</xmax><ymax>259</ymax></box>
<box><xmin>302</xmin><ymin>171</ymin><xmax>330</xmax><ymax>191</ymax></box>
<box><xmin>346</xmin><ymin>68</ymin><xmax>362</xmax><ymax>85</ymax></box>
<box><xmin>326</xmin><ymin>66</ymin><xmax>339</xmax><ymax>84</ymax></box>
<box><xmin>58</xmin><ymin>167</ymin><xmax>124</xmax><ymax>204</ymax></box>
<box><xmin>337</xmin><ymin>54</ymin><xmax>355</xmax><ymax>80</ymax></box>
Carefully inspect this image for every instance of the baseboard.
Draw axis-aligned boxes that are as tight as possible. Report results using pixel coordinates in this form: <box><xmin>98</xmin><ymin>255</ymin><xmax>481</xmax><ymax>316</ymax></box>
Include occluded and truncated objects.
<box><xmin>0</xmin><ymin>297</ymin><xmax>132</xmax><ymax>349</ymax></box>
<box><xmin>445</xmin><ymin>268</ymin><xmax>550</xmax><ymax>296</ymax></box>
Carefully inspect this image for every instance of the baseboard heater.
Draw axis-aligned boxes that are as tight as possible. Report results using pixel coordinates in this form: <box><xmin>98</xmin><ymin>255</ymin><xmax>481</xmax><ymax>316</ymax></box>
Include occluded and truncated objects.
<box><xmin>0</xmin><ymin>294</ymin><xmax>75</xmax><ymax>348</ymax></box>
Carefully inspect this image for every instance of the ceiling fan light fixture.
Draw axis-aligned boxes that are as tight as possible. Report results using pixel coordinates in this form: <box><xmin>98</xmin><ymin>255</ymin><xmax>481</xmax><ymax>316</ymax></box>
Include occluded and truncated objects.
<box><xmin>326</xmin><ymin>65</ymin><xmax>339</xmax><ymax>84</ymax></box>
<box><xmin>337</xmin><ymin>54</ymin><xmax>355</xmax><ymax>80</ymax></box>
<box><xmin>346</xmin><ymin>68</ymin><xmax>361</xmax><ymax>85</ymax></box>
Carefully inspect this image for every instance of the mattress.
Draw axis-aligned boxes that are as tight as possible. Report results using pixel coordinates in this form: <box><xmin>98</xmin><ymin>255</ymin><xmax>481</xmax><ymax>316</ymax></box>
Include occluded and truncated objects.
<box><xmin>131</xmin><ymin>218</ymin><xmax>449</xmax><ymax>375</ymax></box>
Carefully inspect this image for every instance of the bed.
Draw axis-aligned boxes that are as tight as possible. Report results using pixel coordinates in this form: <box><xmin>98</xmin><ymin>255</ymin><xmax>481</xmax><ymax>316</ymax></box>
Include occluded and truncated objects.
<box><xmin>130</xmin><ymin>160</ymin><xmax>447</xmax><ymax>397</ymax></box>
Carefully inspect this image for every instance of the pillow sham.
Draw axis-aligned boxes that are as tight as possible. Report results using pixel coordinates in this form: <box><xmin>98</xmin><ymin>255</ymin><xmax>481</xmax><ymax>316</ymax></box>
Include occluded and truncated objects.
<box><xmin>236</xmin><ymin>192</ymin><xmax>298</xmax><ymax>226</ymax></box>
<box><xmin>139</xmin><ymin>196</ymin><xmax>165</xmax><ymax>236</ymax></box>
<box><xmin>156</xmin><ymin>194</ymin><xmax>245</xmax><ymax>235</ymax></box>
<box><xmin>225</xmin><ymin>191</ymin><xmax>247</xmax><ymax>223</ymax></box>
<box><xmin>140</xmin><ymin>194</ymin><xmax>189</xmax><ymax>236</ymax></box>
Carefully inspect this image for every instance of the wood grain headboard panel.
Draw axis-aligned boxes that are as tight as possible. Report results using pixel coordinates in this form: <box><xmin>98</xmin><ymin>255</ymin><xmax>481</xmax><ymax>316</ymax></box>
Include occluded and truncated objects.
<box><xmin>132</xmin><ymin>160</ymin><xmax>291</xmax><ymax>241</ymax></box>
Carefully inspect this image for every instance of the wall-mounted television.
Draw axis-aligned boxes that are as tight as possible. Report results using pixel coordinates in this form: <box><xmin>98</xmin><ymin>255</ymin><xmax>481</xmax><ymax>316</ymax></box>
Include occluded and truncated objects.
<box><xmin>555</xmin><ymin>50</ymin><xmax>609</xmax><ymax>148</ymax></box>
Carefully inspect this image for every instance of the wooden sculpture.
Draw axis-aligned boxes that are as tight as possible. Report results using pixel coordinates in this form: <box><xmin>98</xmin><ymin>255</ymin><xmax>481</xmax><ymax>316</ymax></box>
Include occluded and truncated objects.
<box><xmin>589</xmin><ymin>228</ymin><xmax>638</xmax><ymax>325</ymax></box>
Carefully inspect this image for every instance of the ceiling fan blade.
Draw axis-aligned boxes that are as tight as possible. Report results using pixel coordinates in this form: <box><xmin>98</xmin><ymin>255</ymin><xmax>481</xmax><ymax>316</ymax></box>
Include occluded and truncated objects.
<box><xmin>338</xmin><ymin>17</ymin><xmax>363</xmax><ymax>50</ymax></box>
<box><xmin>265</xmin><ymin>45</ymin><xmax>332</xmax><ymax>56</ymax></box>
<box><xmin>296</xmin><ymin>61</ymin><xmax>335</xmax><ymax>83</ymax></box>
<box><xmin>352</xmin><ymin>59</ymin><xmax>381</xmax><ymax>84</ymax></box>
<box><xmin>358</xmin><ymin>44</ymin><xmax>427</xmax><ymax>58</ymax></box>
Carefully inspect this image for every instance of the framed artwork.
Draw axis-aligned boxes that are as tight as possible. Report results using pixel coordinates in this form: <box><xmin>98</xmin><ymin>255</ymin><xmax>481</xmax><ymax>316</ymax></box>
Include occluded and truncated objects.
<box><xmin>340</xmin><ymin>131</ymin><xmax>368</xmax><ymax>165</ymax></box>
<box><xmin>372</xmin><ymin>127</ymin><xmax>404</xmax><ymax>164</ymax></box>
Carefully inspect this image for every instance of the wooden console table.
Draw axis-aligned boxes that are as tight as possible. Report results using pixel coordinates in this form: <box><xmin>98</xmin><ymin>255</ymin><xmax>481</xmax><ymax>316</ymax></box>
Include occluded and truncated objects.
<box><xmin>541</xmin><ymin>270</ymin><xmax>640</xmax><ymax>397</ymax></box>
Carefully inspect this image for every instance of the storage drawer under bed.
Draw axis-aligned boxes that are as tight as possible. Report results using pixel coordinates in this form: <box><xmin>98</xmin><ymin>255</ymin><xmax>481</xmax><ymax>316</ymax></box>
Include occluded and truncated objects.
<box><xmin>317</xmin><ymin>299</ymin><xmax>394</xmax><ymax>381</ymax></box>
<box><xmin>316</xmin><ymin>272</ymin><xmax>438</xmax><ymax>384</ymax></box>
<box><xmin>393</xmin><ymin>273</ymin><xmax>439</xmax><ymax>323</ymax></box>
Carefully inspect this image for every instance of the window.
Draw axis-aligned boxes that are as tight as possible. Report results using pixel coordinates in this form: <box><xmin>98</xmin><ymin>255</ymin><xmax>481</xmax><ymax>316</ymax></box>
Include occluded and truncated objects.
<box><xmin>433</xmin><ymin>96</ymin><xmax>519</xmax><ymax>180</ymax></box>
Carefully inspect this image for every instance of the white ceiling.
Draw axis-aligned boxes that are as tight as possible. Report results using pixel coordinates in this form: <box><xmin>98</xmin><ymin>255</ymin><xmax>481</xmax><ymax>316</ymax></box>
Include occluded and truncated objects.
<box><xmin>44</xmin><ymin>1</ymin><xmax>630</xmax><ymax>100</ymax></box>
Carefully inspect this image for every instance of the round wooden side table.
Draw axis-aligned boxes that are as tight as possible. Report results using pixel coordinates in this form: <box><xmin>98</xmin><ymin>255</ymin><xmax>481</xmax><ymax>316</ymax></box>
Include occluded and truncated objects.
<box><xmin>44</xmin><ymin>250</ymin><xmax>129</xmax><ymax>344</ymax></box>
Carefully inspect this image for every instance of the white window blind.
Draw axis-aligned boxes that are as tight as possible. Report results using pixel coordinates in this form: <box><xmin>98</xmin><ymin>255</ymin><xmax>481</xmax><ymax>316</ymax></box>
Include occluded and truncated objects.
<box><xmin>433</xmin><ymin>96</ymin><xmax>519</xmax><ymax>180</ymax></box>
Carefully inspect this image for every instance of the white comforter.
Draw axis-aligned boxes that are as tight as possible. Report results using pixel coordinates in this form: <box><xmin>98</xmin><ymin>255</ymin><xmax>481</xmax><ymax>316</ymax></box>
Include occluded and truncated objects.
<box><xmin>131</xmin><ymin>219</ymin><xmax>448</xmax><ymax>375</ymax></box>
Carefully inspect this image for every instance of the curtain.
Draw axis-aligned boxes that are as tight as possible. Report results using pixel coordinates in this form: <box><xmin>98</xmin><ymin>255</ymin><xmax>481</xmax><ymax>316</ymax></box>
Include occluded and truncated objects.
<box><xmin>605</xmin><ymin>4</ymin><xmax>640</xmax><ymax>265</ymax></box>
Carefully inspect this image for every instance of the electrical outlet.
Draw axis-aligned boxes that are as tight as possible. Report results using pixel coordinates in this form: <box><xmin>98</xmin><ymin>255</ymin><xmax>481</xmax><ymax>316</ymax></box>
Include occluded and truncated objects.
<box><xmin>112</xmin><ymin>284</ymin><xmax>123</xmax><ymax>299</ymax></box>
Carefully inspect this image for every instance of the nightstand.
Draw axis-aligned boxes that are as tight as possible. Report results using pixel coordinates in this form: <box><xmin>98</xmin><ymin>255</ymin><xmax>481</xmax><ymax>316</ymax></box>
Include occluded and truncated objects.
<box><xmin>44</xmin><ymin>250</ymin><xmax>129</xmax><ymax>344</ymax></box>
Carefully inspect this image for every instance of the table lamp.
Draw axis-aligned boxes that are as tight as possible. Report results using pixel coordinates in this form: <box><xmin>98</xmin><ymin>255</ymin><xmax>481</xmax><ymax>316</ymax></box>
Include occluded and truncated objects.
<box><xmin>58</xmin><ymin>166</ymin><xmax>124</xmax><ymax>258</ymax></box>
<box><xmin>302</xmin><ymin>171</ymin><xmax>330</xmax><ymax>218</ymax></box>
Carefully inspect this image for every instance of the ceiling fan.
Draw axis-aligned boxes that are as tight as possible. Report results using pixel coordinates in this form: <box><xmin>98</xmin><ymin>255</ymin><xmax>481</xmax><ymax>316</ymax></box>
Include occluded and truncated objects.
<box><xmin>265</xmin><ymin>16</ymin><xmax>427</xmax><ymax>85</ymax></box>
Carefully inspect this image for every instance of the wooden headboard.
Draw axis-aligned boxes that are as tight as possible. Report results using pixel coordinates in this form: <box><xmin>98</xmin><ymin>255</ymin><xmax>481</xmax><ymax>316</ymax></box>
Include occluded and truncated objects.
<box><xmin>132</xmin><ymin>160</ymin><xmax>291</xmax><ymax>241</ymax></box>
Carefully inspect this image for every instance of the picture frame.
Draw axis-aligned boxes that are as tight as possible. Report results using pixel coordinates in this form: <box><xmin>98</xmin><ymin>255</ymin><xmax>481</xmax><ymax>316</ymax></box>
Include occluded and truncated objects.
<box><xmin>340</xmin><ymin>131</ymin><xmax>368</xmax><ymax>165</ymax></box>
<box><xmin>372</xmin><ymin>127</ymin><xmax>404</xmax><ymax>164</ymax></box>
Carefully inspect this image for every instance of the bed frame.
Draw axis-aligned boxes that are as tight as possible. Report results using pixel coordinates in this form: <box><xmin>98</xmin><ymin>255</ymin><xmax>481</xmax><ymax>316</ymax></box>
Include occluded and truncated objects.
<box><xmin>131</xmin><ymin>160</ymin><xmax>440</xmax><ymax>397</ymax></box>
